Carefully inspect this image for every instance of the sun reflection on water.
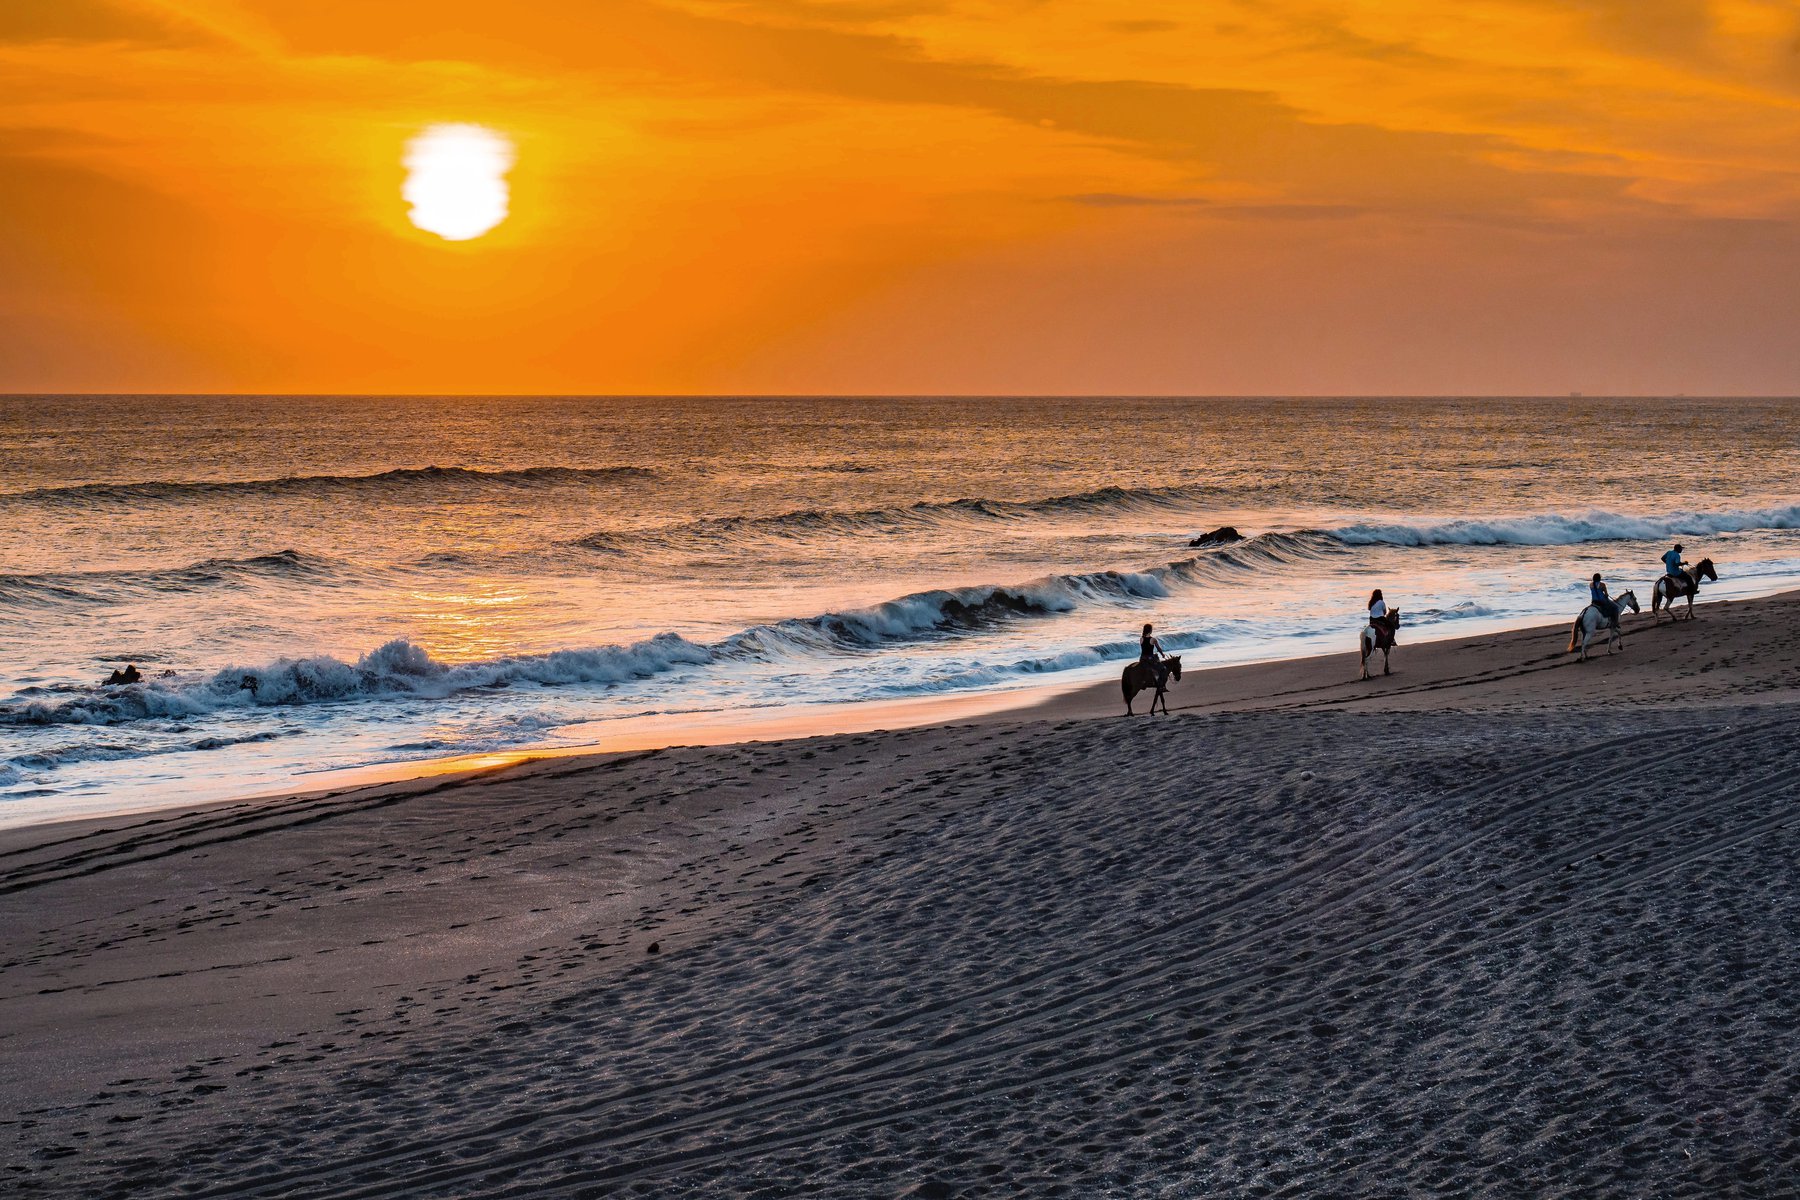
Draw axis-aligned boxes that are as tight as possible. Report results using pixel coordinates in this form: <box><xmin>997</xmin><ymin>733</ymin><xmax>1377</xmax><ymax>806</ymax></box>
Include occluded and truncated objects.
<box><xmin>404</xmin><ymin>583</ymin><xmax>532</xmax><ymax>660</ymax></box>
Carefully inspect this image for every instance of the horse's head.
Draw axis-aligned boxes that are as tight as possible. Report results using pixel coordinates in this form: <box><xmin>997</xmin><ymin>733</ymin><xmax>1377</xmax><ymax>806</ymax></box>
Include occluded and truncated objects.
<box><xmin>1618</xmin><ymin>589</ymin><xmax>1640</xmax><ymax>613</ymax></box>
<box><xmin>1696</xmin><ymin>558</ymin><xmax>1718</xmax><ymax>582</ymax></box>
<box><xmin>1165</xmin><ymin>656</ymin><xmax>1182</xmax><ymax>682</ymax></box>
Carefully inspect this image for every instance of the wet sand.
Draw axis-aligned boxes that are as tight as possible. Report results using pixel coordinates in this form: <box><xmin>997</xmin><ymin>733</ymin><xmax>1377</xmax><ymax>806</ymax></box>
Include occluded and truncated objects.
<box><xmin>3</xmin><ymin>591</ymin><xmax>1797</xmax><ymax>1197</ymax></box>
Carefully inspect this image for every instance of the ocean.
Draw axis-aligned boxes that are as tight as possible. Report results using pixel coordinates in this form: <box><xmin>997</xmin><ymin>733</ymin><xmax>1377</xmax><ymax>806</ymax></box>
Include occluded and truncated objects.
<box><xmin>3</xmin><ymin>395</ymin><xmax>1797</xmax><ymax>821</ymax></box>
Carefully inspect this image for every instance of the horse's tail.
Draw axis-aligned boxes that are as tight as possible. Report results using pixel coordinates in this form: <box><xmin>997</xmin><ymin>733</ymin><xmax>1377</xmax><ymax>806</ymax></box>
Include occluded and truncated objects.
<box><xmin>1567</xmin><ymin>616</ymin><xmax>1582</xmax><ymax>654</ymax></box>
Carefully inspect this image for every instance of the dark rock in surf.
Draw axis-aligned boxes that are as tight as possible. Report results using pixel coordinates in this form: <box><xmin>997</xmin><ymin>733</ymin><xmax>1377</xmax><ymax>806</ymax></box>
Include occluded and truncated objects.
<box><xmin>1189</xmin><ymin>526</ymin><xmax>1242</xmax><ymax>548</ymax></box>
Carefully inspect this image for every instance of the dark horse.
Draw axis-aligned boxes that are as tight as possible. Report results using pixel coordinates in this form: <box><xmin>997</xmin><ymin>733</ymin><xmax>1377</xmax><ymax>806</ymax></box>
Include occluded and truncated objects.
<box><xmin>1651</xmin><ymin>558</ymin><xmax>1717</xmax><ymax>623</ymax></box>
<box><xmin>1359</xmin><ymin>610</ymin><xmax>1401</xmax><ymax>680</ymax></box>
<box><xmin>1122</xmin><ymin>655</ymin><xmax>1182</xmax><ymax>715</ymax></box>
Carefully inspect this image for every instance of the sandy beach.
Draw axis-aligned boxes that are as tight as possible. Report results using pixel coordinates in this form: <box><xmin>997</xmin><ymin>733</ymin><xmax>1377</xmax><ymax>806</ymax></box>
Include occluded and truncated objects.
<box><xmin>4</xmin><ymin>591</ymin><xmax>1797</xmax><ymax>1198</ymax></box>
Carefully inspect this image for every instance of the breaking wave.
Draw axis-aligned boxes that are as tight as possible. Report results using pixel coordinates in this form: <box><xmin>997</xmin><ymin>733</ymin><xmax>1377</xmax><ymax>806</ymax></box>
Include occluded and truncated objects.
<box><xmin>1</xmin><ymin>538</ymin><xmax>1328</xmax><ymax>729</ymax></box>
<box><xmin>1326</xmin><ymin>504</ymin><xmax>1800</xmax><ymax>548</ymax></box>
<box><xmin>0</xmin><ymin>635</ymin><xmax>716</xmax><ymax>729</ymax></box>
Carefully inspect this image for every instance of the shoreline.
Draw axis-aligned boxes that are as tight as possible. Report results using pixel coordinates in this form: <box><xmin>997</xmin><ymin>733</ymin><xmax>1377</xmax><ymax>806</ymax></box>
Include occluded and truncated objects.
<box><xmin>9</xmin><ymin>587</ymin><xmax>1794</xmax><ymax>843</ymax></box>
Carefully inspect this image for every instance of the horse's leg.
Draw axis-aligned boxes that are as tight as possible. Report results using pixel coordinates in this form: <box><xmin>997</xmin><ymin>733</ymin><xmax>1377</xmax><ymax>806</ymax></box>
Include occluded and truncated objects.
<box><xmin>1358</xmin><ymin>635</ymin><xmax>1369</xmax><ymax>680</ymax></box>
<box><xmin>1382</xmin><ymin>644</ymin><xmax>1391</xmax><ymax>675</ymax></box>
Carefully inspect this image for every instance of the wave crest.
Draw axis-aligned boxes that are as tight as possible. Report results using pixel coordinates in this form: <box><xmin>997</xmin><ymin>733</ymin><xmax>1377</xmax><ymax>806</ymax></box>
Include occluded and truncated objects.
<box><xmin>0</xmin><ymin>549</ymin><xmax>329</xmax><ymax>607</ymax></box>
<box><xmin>1327</xmin><ymin>504</ymin><xmax>1800</xmax><ymax>548</ymax></box>
<box><xmin>578</xmin><ymin>482</ymin><xmax>1227</xmax><ymax>552</ymax></box>
<box><xmin>1</xmin><ymin>635</ymin><xmax>715</xmax><ymax>728</ymax></box>
<box><xmin>7</xmin><ymin>465</ymin><xmax>657</xmax><ymax>508</ymax></box>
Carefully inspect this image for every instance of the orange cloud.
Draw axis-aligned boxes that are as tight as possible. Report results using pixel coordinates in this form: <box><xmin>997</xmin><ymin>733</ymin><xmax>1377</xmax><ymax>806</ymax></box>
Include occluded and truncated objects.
<box><xmin>1</xmin><ymin>0</ymin><xmax>1797</xmax><ymax>393</ymax></box>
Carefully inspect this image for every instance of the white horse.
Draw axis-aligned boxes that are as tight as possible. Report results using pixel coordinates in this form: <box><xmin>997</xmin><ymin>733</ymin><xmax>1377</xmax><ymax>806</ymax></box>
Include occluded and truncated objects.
<box><xmin>1567</xmin><ymin>588</ymin><xmax>1639</xmax><ymax>662</ymax></box>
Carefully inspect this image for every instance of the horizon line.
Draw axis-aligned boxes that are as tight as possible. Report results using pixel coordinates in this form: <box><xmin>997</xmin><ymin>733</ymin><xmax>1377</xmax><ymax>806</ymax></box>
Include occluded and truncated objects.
<box><xmin>6</xmin><ymin>392</ymin><xmax>1800</xmax><ymax>401</ymax></box>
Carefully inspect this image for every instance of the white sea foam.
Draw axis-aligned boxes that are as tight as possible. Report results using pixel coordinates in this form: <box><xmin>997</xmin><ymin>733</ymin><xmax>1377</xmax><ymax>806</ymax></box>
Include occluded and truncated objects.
<box><xmin>1</xmin><ymin>565</ymin><xmax>1196</xmax><ymax>730</ymax></box>
<box><xmin>2</xmin><ymin>635</ymin><xmax>715</xmax><ymax>729</ymax></box>
<box><xmin>1329</xmin><ymin>504</ymin><xmax>1800</xmax><ymax>548</ymax></box>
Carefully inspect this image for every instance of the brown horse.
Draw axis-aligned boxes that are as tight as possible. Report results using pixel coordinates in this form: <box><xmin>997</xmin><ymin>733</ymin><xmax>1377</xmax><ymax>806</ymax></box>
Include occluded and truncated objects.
<box><xmin>1359</xmin><ymin>610</ymin><xmax>1401</xmax><ymax>680</ymax></box>
<box><xmin>1651</xmin><ymin>558</ymin><xmax>1717</xmax><ymax>623</ymax></box>
<box><xmin>1121</xmin><ymin>655</ymin><xmax>1181</xmax><ymax>715</ymax></box>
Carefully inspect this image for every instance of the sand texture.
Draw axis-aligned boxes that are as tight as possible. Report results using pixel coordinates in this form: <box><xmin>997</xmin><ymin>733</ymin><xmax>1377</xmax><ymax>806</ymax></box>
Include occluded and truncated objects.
<box><xmin>3</xmin><ymin>593</ymin><xmax>1798</xmax><ymax>1197</ymax></box>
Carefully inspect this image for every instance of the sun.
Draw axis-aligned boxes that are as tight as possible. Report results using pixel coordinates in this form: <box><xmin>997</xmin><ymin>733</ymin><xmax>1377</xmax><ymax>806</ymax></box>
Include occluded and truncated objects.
<box><xmin>403</xmin><ymin>124</ymin><xmax>513</xmax><ymax>242</ymax></box>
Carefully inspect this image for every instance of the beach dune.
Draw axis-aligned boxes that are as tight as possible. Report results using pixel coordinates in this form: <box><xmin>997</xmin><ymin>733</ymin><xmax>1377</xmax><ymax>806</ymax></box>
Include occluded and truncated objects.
<box><xmin>3</xmin><ymin>593</ymin><xmax>1798</xmax><ymax>1197</ymax></box>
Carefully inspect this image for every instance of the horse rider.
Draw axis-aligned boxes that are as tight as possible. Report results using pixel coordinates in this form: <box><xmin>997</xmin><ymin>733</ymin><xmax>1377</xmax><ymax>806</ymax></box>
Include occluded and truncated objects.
<box><xmin>1140</xmin><ymin>623</ymin><xmax>1169</xmax><ymax>687</ymax></box>
<box><xmin>1662</xmin><ymin>542</ymin><xmax>1686</xmax><ymax>583</ymax></box>
<box><xmin>1368</xmin><ymin>588</ymin><xmax>1389</xmax><ymax>633</ymax></box>
<box><xmin>1589</xmin><ymin>573</ymin><xmax>1620</xmax><ymax>626</ymax></box>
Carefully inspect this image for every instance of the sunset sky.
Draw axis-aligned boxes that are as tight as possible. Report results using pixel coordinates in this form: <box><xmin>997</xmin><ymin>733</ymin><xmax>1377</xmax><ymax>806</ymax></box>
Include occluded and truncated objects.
<box><xmin>4</xmin><ymin>0</ymin><xmax>1800</xmax><ymax>395</ymax></box>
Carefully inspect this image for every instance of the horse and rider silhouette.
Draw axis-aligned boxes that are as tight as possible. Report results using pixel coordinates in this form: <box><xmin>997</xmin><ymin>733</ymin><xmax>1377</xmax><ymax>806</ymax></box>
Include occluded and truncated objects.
<box><xmin>1570</xmin><ymin>545</ymin><xmax>1720</xmax><ymax>661</ymax></box>
<box><xmin>1122</xmin><ymin>623</ymin><xmax>1181</xmax><ymax>714</ymax></box>
<box><xmin>1651</xmin><ymin>550</ymin><xmax>1718</xmax><ymax>623</ymax></box>
<box><xmin>1569</xmin><ymin>575</ymin><xmax>1639</xmax><ymax>662</ymax></box>
<box><xmin>1119</xmin><ymin>542</ymin><xmax>1724</xmax><ymax>712</ymax></box>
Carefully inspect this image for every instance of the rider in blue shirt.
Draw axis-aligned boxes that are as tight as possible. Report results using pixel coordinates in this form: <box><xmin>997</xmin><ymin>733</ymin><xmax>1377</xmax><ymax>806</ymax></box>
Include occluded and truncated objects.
<box><xmin>1662</xmin><ymin>544</ymin><xmax>1685</xmax><ymax>578</ymax></box>
<box><xmin>1590</xmin><ymin>573</ymin><xmax>1619</xmax><ymax>624</ymax></box>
